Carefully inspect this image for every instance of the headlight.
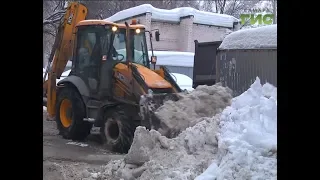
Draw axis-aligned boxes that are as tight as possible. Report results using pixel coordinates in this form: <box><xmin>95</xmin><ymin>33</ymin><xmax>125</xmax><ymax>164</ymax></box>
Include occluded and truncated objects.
<box><xmin>112</xmin><ymin>26</ymin><xmax>118</xmax><ymax>32</ymax></box>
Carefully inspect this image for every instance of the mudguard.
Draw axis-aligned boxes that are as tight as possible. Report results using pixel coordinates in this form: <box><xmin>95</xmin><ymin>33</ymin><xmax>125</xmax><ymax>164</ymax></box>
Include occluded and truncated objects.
<box><xmin>57</xmin><ymin>75</ymin><xmax>90</xmax><ymax>97</ymax></box>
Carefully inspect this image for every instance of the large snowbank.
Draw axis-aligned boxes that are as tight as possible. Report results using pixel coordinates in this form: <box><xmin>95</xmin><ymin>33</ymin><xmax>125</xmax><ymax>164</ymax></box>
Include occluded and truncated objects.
<box><xmin>105</xmin><ymin>4</ymin><xmax>239</xmax><ymax>28</ymax></box>
<box><xmin>219</xmin><ymin>24</ymin><xmax>277</xmax><ymax>50</ymax></box>
<box><xmin>195</xmin><ymin>77</ymin><xmax>277</xmax><ymax>179</ymax></box>
<box><xmin>89</xmin><ymin>77</ymin><xmax>277</xmax><ymax>180</ymax></box>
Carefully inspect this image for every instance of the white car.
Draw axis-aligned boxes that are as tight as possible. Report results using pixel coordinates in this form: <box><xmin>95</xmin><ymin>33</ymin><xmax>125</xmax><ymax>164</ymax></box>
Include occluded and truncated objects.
<box><xmin>170</xmin><ymin>73</ymin><xmax>194</xmax><ymax>91</ymax></box>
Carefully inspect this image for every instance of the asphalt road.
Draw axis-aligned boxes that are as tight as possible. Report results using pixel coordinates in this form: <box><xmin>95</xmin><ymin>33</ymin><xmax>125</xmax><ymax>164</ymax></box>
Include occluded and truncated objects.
<box><xmin>43</xmin><ymin>110</ymin><xmax>124</xmax><ymax>180</ymax></box>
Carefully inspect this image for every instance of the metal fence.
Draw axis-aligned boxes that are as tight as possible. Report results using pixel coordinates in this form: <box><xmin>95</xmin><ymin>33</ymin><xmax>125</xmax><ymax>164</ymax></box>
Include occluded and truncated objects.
<box><xmin>216</xmin><ymin>49</ymin><xmax>277</xmax><ymax>96</ymax></box>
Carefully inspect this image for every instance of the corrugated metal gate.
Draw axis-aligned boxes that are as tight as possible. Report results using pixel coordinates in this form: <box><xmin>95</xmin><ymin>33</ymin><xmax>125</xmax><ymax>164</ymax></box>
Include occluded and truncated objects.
<box><xmin>216</xmin><ymin>49</ymin><xmax>277</xmax><ymax>96</ymax></box>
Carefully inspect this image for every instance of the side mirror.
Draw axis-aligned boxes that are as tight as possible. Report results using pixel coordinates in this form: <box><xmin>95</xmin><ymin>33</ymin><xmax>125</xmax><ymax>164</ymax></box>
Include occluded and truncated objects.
<box><xmin>155</xmin><ymin>31</ymin><xmax>160</xmax><ymax>41</ymax></box>
<box><xmin>151</xmin><ymin>56</ymin><xmax>157</xmax><ymax>64</ymax></box>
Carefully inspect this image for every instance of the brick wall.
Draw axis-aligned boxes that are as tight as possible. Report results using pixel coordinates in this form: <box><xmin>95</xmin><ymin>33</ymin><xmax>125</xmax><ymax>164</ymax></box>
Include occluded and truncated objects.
<box><xmin>151</xmin><ymin>21</ymin><xmax>180</xmax><ymax>51</ymax></box>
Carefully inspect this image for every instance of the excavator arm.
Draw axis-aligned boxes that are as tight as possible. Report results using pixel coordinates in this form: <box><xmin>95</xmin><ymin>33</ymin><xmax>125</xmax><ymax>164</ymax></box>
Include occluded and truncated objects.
<box><xmin>43</xmin><ymin>2</ymin><xmax>87</xmax><ymax>119</ymax></box>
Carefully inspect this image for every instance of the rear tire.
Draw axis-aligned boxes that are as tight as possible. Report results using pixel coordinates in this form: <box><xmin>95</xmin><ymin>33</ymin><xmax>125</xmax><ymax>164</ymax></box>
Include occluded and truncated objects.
<box><xmin>56</xmin><ymin>86</ymin><xmax>92</xmax><ymax>140</ymax></box>
<box><xmin>101</xmin><ymin>107</ymin><xmax>136</xmax><ymax>153</ymax></box>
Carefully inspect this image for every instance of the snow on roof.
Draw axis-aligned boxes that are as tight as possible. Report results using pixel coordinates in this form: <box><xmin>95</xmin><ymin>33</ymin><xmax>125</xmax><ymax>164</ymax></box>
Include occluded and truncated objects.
<box><xmin>219</xmin><ymin>24</ymin><xmax>277</xmax><ymax>50</ymax></box>
<box><xmin>105</xmin><ymin>4</ymin><xmax>239</xmax><ymax>28</ymax></box>
<box><xmin>148</xmin><ymin>51</ymin><xmax>194</xmax><ymax>67</ymax></box>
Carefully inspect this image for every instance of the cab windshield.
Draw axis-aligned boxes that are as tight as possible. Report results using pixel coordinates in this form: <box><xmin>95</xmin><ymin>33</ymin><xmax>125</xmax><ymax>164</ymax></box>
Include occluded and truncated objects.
<box><xmin>111</xmin><ymin>28</ymin><xmax>149</xmax><ymax>67</ymax></box>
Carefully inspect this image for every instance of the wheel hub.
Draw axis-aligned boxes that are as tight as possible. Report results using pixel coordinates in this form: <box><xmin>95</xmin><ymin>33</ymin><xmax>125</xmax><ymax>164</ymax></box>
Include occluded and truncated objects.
<box><xmin>105</xmin><ymin>119</ymin><xmax>120</xmax><ymax>140</ymax></box>
<box><xmin>60</xmin><ymin>99</ymin><xmax>73</xmax><ymax>128</ymax></box>
<box><xmin>66</xmin><ymin>108</ymin><xmax>73</xmax><ymax>119</ymax></box>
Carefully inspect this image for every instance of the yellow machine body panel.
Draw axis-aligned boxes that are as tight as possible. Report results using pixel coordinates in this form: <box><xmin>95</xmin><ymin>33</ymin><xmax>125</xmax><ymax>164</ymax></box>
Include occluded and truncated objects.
<box><xmin>46</xmin><ymin>2</ymin><xmax>88</xmax><ymax>118</ymax></box>
<box><xmin>134</xmin><ymin>64</ymin><xmax>172</xmax><ymax>89</ymax></box>
<box><xmin>113</xmin><ymin>63</ymin><xmax>172</xmax><ymax>89</ymax></box>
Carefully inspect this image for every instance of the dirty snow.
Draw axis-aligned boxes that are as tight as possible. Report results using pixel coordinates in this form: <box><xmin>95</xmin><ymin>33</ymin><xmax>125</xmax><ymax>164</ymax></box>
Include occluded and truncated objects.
<box><xmin>67</xmin><ymin>141</ymin><xmax>89</xmax><ymax>147</ymax></box>
<box><xmin>219</xmin><ymin>24</ymin><xmax>277</xmax><ymax>50</ymax></box>
<box><xmin>155</xmin><ymin>83</ymin><xmax>232</xmax><ymax>137</ymax></box>
<box><xmin>88</xmin><ymin>77</ymin><xmax>276</xmax><ymax>180</ymax></box>
<box><xmin>105</xmin><ymin>4</ymin><xmax>239</xmax><ymax>28</ymax></box>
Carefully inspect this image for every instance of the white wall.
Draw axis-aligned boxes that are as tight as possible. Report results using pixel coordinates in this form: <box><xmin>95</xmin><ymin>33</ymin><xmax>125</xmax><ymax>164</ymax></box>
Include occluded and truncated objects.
<box><xmin>114</xmin><ymin>13</ymin><xmax>232</xmax><ymax>53</ymax></box>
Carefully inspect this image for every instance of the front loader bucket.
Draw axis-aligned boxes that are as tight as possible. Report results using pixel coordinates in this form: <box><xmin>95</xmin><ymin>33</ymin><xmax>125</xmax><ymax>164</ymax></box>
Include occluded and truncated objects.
<box><xmin>139</xmin><ymin>93</ymin><xmax>181</xmax><ymax>137</ymax></box>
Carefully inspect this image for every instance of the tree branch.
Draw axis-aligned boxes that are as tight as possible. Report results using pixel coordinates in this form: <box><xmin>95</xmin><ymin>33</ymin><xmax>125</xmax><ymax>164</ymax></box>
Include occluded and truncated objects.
<box><xmin>43</xmin><ymin>9</ymin><xmax>66</xmax><ymax>27</ymax></box>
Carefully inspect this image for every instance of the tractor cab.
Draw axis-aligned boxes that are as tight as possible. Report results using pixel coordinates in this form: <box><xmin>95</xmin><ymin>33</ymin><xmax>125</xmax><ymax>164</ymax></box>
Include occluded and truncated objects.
<box><xmin>60</xmin><ymin>20</ymin><xmax>153</xmax><ymax>100</ymax></box>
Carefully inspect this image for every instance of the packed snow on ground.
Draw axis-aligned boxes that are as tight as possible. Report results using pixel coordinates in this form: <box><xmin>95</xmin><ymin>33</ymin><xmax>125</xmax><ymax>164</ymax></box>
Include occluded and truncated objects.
<box><xmin>66</xmin><ymin>141</ymin><xmax>89</xmax><ymax>147</ymax></box>
<box><xmin>105</xmin><ymin>4</ymin><xmax>239</xmax><ymax>28</ymax></box>
<box><xmin>87</xmin><ymin>77</ymin><xmax>276</xmax><ymax>180</ymax></box>
<box><xmin>219</xmin><ymin>24</ymin><xmax>277</xmax><ymax>50</ymax></box>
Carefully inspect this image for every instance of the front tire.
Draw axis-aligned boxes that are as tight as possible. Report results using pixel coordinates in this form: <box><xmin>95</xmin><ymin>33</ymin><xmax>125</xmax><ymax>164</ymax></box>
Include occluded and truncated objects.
<box><xmin>101</xmin><ymin>107</ymin><xmax>136</xmax><ymax>153</ymax></box>
<box><xmin>56</xmin><ymin>86</ymin><xmax>92</xmax><ymax>140</ymax></box>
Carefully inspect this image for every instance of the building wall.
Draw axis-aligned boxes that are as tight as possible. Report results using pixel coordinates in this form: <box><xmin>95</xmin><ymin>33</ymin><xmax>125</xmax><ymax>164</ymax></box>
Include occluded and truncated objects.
<box><xmin>192</xmin><ymin>24</ymin><xmax>227</xmax><ymax>43</ymax></box>
<box><xmin>151</xmin><ymin>21</ymin><xmax>180</xmax><ymax>51</ymax></box>
<box><xmin>114</xmin><ymin>13</ymin><xmax>232</xmax><ymax>53</ymax></box>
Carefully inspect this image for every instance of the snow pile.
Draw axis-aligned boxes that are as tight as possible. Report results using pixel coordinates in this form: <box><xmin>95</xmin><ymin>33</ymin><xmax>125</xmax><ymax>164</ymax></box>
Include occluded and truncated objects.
<box><xmin>90</xmin><ymin>83</ymin><xmax>232</xmax><ymax>180</ymax></box>
<box><xmin>148</xmin><ymin>51</ymin><xmax>194</xmax><ymax>67</ymax></box>
<box><xmin>196</xmin><ymin>77</ymin><xmax>277</xmax><ymax>180</ymax></box>
<box><xmin>219</xmin><ymin>24</ymin><xmax>277</xmax><ymax>50</ymax></box>
<box><xmin>155</xmin><ymin>84</ymin><xmax>232</xmax><ymax>137</ymax></box>
<box><xmin>93</xmin><ymin>117</ymin><xmax>222</xmax><ymax>180</ymax></box>
<box><xmin>90</xmin><ymin>77</ymin><xmax>277</xmax><ymax>180</ymax></box>
<box><xmin>105</xmin><ymin>4</ymin><xmax>239</xmax><ymax>28</ymax></box>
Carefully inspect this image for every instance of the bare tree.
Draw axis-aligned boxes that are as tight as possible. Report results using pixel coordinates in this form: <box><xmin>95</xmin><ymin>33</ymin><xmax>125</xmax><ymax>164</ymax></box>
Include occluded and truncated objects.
<box><xmin>43</xmin><ymin>0</ymin><xmax>69</xmax><ymax>67</ymax></box>
<box><xmin>215</xmin><ymin>0</ymin><xmax>227</xmax><ymax>14</ymax></box>
<box><xmin>201</xmin><ymin>0</ymin><xmax>261</xmax><ymax>18</ymax></box>
<box><xmin>43</xmin><ymin>1</ymin><xmax>67</xmax><ymax>36</ymax></box>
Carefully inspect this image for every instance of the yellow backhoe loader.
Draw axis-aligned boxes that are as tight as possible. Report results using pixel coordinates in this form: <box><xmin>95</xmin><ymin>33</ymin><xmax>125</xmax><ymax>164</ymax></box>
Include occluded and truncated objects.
<box><xmin>43</xmin><ymin>2</ymin><xmax>182</xmax><ymax>153</ymax></box>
